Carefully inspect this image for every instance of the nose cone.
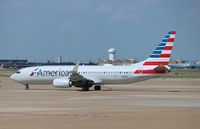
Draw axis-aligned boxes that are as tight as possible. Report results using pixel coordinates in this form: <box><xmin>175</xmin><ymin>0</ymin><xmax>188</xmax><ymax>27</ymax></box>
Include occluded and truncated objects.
<box><xmin>10</xmin><ymin>72</ymin><xmax>26</xmax><ymax>85</ymax></box>
<box><xmin>10</xmin><ymin>73</ymin><xmax>18</xmax><ymax>81</ymax></box>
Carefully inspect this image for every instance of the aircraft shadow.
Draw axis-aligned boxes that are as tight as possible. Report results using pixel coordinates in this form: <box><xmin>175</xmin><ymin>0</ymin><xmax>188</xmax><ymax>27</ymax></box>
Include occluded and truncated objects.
<box><xmin>28</xmin><ymin>87</ymin><xmax>182</xmax><ymax>92</ymax></box>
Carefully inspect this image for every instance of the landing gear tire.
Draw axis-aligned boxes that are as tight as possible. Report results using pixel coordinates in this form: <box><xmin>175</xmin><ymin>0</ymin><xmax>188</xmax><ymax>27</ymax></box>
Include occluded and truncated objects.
<box><xmin>82</xmin><ymin>87</ymin><xmax>89</xmax><ymax>91</ymax></box>
<box><xmin>94</xmin><ymin>86</ymin><xmax>101</xmax><ymax>91</ymax></box>
<box><xmin>25</xmin><ymin>84</ymin><xmax>29</xmax><ymax>90</ymax></box>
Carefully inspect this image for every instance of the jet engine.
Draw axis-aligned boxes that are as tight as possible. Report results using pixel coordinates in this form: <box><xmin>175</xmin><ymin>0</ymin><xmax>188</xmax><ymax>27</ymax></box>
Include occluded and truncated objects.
<box><xmin>53</xmin><ymin>78</ymin><xmax>72</xmax><ymax>88</ymax></box>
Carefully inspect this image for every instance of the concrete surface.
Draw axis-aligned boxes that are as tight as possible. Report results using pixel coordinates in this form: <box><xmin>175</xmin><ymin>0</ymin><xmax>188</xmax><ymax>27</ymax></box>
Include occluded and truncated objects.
<box><xmin>0</xmin><ymin>76</ymin><xmax>200</xmax><ymax>129</ymax></box>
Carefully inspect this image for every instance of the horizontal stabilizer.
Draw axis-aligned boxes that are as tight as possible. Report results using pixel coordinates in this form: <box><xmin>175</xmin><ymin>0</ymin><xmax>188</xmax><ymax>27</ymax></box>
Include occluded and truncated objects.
<box><xmin>153</xmin><ymin>65</ymin><xmax>169</xmax><ymax>74</ymax></box>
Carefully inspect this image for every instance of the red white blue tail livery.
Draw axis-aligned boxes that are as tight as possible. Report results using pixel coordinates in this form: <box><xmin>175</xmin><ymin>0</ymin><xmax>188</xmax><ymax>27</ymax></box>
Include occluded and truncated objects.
<box><xmin>10</xmin><ymin>31</ymin><xmax>176</xmax><ymax>91</ymax></box>
<box><xmin>134</xmin><ymin>31</ymin><xmax>176</xmax><ymax>74</ymax></box>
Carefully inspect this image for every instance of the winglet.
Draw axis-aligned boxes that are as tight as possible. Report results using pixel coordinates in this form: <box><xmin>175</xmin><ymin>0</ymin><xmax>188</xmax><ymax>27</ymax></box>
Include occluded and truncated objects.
<box><xmin>72</xmin><ymin>61</ymin><xmax>79</xmax><ymax>74</ymax></box>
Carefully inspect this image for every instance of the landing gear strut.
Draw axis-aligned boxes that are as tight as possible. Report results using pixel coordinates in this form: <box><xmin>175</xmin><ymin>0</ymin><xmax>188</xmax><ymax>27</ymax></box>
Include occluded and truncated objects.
<box><xmin>94</xmin><ymin>85</ymin><xmax>101</xmax><ymax>91</ymax></box>
<box><xmin>25</xmin><ymin>84</ymin><xmax>29</xmax><ymax>90</ymax></box>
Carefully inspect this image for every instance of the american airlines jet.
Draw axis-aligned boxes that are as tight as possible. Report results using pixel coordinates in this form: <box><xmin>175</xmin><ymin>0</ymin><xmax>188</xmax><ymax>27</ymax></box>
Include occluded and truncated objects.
<box><xmin>10</xmin><ymin>31</ymin><xmax>176</xmax><ymax>91</ymax></box>
<box><xmin>0</xmin><ymin>64</ymin><xmax>4</xmax><ymax>70</ymax></box>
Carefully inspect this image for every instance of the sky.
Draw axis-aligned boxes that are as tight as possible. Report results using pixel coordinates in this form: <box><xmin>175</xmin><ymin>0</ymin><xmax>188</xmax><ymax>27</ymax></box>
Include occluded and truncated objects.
<box><xmin>0</xmin><ymin>0</ymin><xmax>200</xmax><ymax>62</ymax></box>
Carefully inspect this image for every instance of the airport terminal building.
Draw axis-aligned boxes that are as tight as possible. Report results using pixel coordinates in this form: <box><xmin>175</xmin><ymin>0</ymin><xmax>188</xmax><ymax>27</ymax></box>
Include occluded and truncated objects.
<box><xmin>0</xmin><ymin>59</ymin><xmax>97</xmax><ymax>69</ymax></box>
<box><xmin>0</xmin><ymin>59</ymin><xmax>28</xmax><ymax>69</ymax></box>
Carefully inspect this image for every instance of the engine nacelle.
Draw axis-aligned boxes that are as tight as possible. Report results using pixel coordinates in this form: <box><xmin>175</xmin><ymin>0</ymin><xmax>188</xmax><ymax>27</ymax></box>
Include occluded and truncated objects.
<box><xmin>53</xmin><ymin>78</ymin><xmax>72</xmax><ymax>88</ymax></box>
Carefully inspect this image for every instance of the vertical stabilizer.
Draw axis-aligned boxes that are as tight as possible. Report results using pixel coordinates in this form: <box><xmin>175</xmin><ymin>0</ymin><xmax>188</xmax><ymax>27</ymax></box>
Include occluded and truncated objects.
<box><xmin>134</xmin><ymin>31</ymin><xmax>176</xmax><ymax>74</ymax></box>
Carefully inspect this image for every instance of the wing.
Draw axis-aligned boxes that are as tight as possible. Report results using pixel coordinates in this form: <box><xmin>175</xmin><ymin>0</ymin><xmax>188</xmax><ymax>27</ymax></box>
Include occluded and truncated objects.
<box><xmin>69</xmin><ymin>62</ymin><xmax>100</xmax><ymax>87</ymax></box>
<box><xmin>53</xmin><ymin>62</ymin><xmax>102</xmax><ymax>88</ymax></box>
<box><xmin>84</xmin><ymin>75</ymin><xmax>102</xmax><ymax>84</ymax></box>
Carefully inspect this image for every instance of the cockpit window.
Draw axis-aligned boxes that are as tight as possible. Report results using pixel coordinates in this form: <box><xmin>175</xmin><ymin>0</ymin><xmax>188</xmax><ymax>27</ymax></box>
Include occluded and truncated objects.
<box><xmin>16</xmin><ymin>71</ymin><xmax>21</xmax><ymax>74</ymax></box>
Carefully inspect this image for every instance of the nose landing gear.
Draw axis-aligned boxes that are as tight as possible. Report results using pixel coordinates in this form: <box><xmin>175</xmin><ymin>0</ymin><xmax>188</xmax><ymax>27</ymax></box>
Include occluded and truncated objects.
<box><xmin>25</xmin><ymin>84</ymin><xmax>29</xmax><ymax>90</ymax></box>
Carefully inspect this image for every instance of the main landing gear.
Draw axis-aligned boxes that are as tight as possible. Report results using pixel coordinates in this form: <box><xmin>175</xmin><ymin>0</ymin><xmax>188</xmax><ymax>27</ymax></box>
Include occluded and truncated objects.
<box><xmin>25</xmin><ymin>84</ymin><xmax>29</xmax><ymax>90</ymax></box>
<box><xmin>81</xmin><ymin>85</ymin><xmax>101</xmax><ymax>91</ymax></box>
<box><xmin>94</xmin><ymin>85</ymin><xmax>101</xmax><ymax>91</ymax></box>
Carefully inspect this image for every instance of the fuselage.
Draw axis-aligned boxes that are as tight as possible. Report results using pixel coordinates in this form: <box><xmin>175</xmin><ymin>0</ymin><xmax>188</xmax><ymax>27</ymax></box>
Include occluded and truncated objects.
<box><xmin>10</xmin><ymin>63</ymin><xmax>153</xmax><ymax>86</ymax></box>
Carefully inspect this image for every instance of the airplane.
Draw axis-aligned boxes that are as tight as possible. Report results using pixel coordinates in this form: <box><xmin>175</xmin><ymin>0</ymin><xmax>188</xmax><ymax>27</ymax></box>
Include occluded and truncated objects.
<box><xmin>10</xmin><ymin>31</ymin><xmax>176</xmax><ymax>91</ymax></box>
<box><xmin>0</xmin><ymin>64</ymin><xmax>5</xmax><ymax>70</ymax></box>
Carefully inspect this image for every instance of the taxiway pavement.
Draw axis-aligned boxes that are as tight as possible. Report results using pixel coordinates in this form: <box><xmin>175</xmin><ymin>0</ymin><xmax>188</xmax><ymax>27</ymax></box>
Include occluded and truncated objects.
<box><xmin>0</xmin><ymin>76</ymin><xmax>200</xmax><ymax>129</ymax></box>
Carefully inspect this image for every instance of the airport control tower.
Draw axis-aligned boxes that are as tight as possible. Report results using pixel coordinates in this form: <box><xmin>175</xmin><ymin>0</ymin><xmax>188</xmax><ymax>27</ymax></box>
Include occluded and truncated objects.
<box><xmin>108</xmin><ymin>48</ymin><xmax>117</xmax><ymax>61</ymax></box>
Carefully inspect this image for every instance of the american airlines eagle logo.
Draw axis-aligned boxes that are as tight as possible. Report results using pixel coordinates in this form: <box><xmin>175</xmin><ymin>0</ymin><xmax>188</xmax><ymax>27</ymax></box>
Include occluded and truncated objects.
<box><xmin>30</xmin><ymin>68</ymin><xmax>40</xmax><ymax>76</ymax></box>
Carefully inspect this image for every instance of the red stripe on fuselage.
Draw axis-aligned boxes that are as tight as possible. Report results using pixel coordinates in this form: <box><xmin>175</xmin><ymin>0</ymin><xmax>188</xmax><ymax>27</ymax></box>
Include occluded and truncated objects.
<box><xmin>134</xmin><ymin>70</ymin><xmax>166</xmax><ymax>74</ymax></box>
<box><xmin>143</xmin><ymin>61</ymin><xmax>169</xmax><ymax>65</ymax></box>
